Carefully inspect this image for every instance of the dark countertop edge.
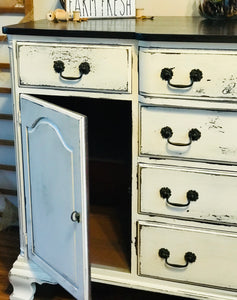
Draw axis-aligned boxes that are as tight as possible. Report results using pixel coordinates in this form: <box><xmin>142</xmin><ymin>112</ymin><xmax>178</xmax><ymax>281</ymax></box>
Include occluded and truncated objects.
<box><xmin>3</xmin><ymin>18</ymin><xmax>237</xmax><ymax>43</ymax></box>
<box><xmin>136</xmin><ymin>33</ymin><xmax>237</xmax><ymax>43</ymax></box>
<box><xmin>2</xmin><ymin>27</ymin><xmax>137</xmax><ymax>40</ymax></box>
<box><xmin>3</xmin><ymin>27</ymin><xmax>237</xmax><ymax>43</ymax></box>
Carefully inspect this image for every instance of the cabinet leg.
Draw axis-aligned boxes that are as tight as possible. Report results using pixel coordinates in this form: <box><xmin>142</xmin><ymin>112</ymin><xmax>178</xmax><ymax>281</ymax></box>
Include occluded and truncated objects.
<box><xmin>9</xmin><ymin>275</ymin><xmax>36</xmax><ymax>300</ymax></box>
<box><xmin>9</xmin><ymin>255</ymin><xmax>57</xmax><ymax>300</ymax></box>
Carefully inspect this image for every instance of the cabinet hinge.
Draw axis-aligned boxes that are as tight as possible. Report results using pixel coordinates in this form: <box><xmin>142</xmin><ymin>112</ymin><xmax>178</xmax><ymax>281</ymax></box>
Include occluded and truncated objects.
<box><xmin>136</xmin><ymin>171</ymin><xmax>139</xmax><ymax>190</ymax></box>
<box><xmin>24</xmin><ymin>233</ymin><xmax>28</xmax><ymax>246</ymax></box>
<box><xmin>16</xmin><ymin>111</ymin><xmax>21</xmax><ymax>125</ymax></box>
<box><xmin>134</xmin><ymin>236</ymin><xmax>138</xmax><ymax>256</ymax></box>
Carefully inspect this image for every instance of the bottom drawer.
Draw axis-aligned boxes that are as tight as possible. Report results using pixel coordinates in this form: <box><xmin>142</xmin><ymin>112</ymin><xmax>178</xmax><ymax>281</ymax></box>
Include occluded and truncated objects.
<box><xmin>138</xmin><ymin>222</ymin><xmax>237</xmax><ymax>290</ymax></box>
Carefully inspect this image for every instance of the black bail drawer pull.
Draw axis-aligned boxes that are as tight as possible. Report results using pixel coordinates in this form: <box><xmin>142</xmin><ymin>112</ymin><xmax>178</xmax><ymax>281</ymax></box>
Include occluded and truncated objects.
<box><xmin>71</xmin><ymin>211</ymin><xmax>80</xmax><ymax>223</ymax></box>
<box><xmin>160</xmin><ymin>126</ymin><xmax>201</xmax><ymax>147</ymax></box>
<box><xmin>160</xmin><ymin>187</ymin><xmax>199</xmax><ymax>208</ymax></box>
<box><xmin>158</xmin><ymin>248</ymin><xmax>197</xmax><ymax>268</ymax></box>
<box><xmin>53</xmin><ymin>60</ymin><xmax>90</xmax><ymax>80</ymax></box>
<box><xmin>160</xmin><ymin>68</ymin><xmax>203</xmax><ymax>89</ymax></box>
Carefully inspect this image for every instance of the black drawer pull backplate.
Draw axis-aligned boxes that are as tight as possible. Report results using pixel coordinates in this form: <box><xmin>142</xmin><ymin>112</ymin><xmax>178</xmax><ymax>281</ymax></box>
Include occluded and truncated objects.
<box><xmin>159</xmin><ymin>248</ymin><xmax>197</xmax><ymax>268</ymax></box>
<box><xmin>54</xmin><ymin>60</ymin><xmax>90</xmax><ymax>81</ymax></box>
<box><xmin>160</xmin><ymin>68</ymin><xmax>203</xmax><ymax>89</ymax></box>
<box><xmin>160</xmin><ymin>126</ymin><xmax>201</xmax><ymax>147</ymax></box>
<box><xmin>160</xmin><ymin>187</ymin><xmax>199</xmax><ymax>208</ymax></box>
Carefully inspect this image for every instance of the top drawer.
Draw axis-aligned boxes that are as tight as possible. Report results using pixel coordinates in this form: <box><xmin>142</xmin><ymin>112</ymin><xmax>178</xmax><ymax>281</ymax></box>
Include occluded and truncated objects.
<box><xmin>17</xmin><ymin>43</ymin><xmax>132</xmax><ymax>93</ymax></box>
<box><xmin>139</xmin><ymin>47</ymin><xmax>237</xmax><ymax>100</ymax></box>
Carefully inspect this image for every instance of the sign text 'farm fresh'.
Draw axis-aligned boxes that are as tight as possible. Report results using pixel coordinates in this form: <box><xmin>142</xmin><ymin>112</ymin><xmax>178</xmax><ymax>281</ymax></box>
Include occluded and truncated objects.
<box><xmin>66</xmin><ymin>0</ymin><xmax>135</xmax><ymax>18</ymax></box>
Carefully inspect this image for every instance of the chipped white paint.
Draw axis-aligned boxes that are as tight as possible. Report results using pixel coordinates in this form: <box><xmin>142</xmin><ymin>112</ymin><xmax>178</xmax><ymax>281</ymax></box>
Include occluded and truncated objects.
<box><xmin>6</xmin><ymin>30</ymin><xmax>237</xmax><ymax>300</ymax></box>
<box><xmin>139</xmin><ymin>163</ymin><xmax>237</xmax><ymax>224</ymax></box>
<box><xmin>140</xmin><ymin>106</ymin><xmax>237</xmax><ymax>164</ymax></box>
<box><xmin>18</xmin><ymin>42</ymin><xmax>132</xmax><ymax>93</ymax></box>
<box><xmin>139</xmin><ymin>48</ymin><xmax>237</xmax><ymax>100</ymax></box>
<box><xmin>139</xmin><ymin>221</ymin><xmax>237</xmax><ymax>289</ymax></box>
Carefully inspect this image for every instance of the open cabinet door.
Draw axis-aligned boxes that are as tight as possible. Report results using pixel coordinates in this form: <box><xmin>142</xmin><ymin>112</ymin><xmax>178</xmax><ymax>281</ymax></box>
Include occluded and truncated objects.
<box><xmin>20</xmin><ymin>94</ymin><xmax>90</xmax><ymax>299</ymax></box>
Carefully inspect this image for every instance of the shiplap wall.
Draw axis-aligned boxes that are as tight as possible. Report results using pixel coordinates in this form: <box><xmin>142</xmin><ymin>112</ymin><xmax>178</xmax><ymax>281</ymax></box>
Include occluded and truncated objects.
<box><xmin>0</xmin><ymin>14</ymin><xmax>23</xmax><ymax>210</ymax></box>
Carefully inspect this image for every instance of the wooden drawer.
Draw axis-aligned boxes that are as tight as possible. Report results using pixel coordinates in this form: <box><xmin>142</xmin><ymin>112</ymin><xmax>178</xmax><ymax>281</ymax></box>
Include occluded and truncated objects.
<box><xmin>139</xmin><ymin>48</ymin><xmax>237</xmax><ymax>100</ymax></box>
<box><xmin>139</xmin><ymin>164</ymin><xmax>237</xmax><ymax>224</ymax></box>
<box><xmin>138</xmin><ymin>221</ymin><xmax>237</xmax><ymax>290</ymax></box>
<box><xmin>17</xmin><ymin>42</ymin><xmax>132</xmax><ymax>93</ymax></box>
<box><xmin>140</xmin><ymin>105</ymin><xmax>237</xmax><ymax>164</ymax></box>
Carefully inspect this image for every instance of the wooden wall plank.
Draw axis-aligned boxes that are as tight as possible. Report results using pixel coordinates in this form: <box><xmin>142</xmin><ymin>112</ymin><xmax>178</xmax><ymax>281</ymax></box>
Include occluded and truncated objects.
<box><xmin>0</xmin><ymin>63</ymin><xmax>10</xmax><ymax>70</ymax></box>
<box><xmin>0</xmin><ymin>114</ymin><xmax>13</xmax><ymax>120</ymax></box>
<box><xmin>0</xmin><ymin>0</ymin><xmax>24</xmax><ymax>13</ymax></box>
<box><xmin>0</xmin><ymin>7</ymin><xmax>24</xmax><ymax>13</ymax></box>
<box><xmin>0</xmin><ymin>36</ymin><xmax>7</xmax><ymax>42</ymax></box>
<box><xmin>0</xmin><ymin>188</ymin><xmax>17</xmax><ymax>196</ymax></box>
<box><xmin>0</xmin><ymin>1</ymin><xmax>33</xmax><ymax>217</ymax></box>
<box><xmin>0</xmin><ymin>164</ymin><xmax>15</xmax><ymax>172</ymax></box>
<box><xmin>24</xmin><ymin>0</ymin><xmax>33</xmax><ymax>15</ymax></box>
<box><xmin>0</xmin><ymin>140</ymin><xmax>14</xmax><ymax>146</ymax></box>
<box><xmin>0</xmin><ymin>88</ymin><xmax>11</xmax><ymax>94</ymax></box>
<box><xmin>0</xmin><ymin>0</ymin><xmax>24</xmax><ymax>7</ymax></box>
<box><xmin>0</xmin><ymin>0</ymin><xmax>34</xmax><ymax>18</ymax></box>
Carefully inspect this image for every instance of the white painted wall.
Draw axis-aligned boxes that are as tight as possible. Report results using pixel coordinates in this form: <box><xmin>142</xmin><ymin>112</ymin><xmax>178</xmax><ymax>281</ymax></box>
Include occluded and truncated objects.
<box><xmin>33</xmin><ymin>0</ymin><xmax>61</xmax><ymax>20</ymax></box>
<box><xmin>33</xmin><ymin>0</ymin><xmax>199</xmax><ymax>20</ymax></box>
<box><xmin>137</xmin><ymin>0</ymin><xmax>198</xmax><ymax>16</ymax></box>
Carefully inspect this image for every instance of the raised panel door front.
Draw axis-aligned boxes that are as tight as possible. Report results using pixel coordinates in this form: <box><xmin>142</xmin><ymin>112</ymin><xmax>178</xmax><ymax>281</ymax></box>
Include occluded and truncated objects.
<box><xmin>20</xmin><ymin>94</ymin><xmax>90</xmax><ymax>299</ymax></box>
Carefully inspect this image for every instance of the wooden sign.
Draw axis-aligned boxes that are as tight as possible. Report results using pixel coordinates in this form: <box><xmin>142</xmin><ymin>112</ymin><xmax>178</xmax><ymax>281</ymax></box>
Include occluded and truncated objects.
<box><xmin>65</xmin><ymin>0</ymin><xmax>135</xmax><ymax>18</ymax></box>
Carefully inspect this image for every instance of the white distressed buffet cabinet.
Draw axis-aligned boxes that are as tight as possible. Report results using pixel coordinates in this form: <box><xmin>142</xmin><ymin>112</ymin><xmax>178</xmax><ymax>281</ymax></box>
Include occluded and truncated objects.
<box><xmin>3</xmin><ymin>17</ymin><xmax>237</xmax><ymax>300</ymax></box>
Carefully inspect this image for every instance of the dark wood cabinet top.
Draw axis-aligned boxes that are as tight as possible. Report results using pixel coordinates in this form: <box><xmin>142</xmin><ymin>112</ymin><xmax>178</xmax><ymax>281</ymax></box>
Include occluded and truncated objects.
<box><xmin>3</xmin><ymin>17</ymin><xmax>237</xmax><ymax>43</ymax></box>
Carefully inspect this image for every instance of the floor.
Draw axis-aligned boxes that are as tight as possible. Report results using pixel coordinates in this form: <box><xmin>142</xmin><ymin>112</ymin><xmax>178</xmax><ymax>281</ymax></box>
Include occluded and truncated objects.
<box><xmin>0</xmin><ymin>226</ymin><xmax>185</xmax><ymax>300</ymax></box>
